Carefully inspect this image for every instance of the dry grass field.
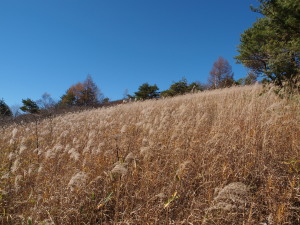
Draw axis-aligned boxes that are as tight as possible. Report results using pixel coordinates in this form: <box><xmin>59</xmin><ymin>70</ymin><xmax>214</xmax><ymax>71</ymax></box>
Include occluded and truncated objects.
<box><xmin>1</xmin><ymin>85</ymin><xmax>300</xmax><ymax>224</ymax></box>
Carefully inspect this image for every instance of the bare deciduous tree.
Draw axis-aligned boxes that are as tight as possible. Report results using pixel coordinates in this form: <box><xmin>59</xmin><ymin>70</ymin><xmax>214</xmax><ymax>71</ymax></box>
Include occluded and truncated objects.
<box><xmin>37</xmin><ymin>93</ymin><xmax>55</xmax><ymax>110</ymax></box>
<box><xmin>208</xmin><ymin>57</ymin><xmax>234</xmax><ymax>89</ymax></box>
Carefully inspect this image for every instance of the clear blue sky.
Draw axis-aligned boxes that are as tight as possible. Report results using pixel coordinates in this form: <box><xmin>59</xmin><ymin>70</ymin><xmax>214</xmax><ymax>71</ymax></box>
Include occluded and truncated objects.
<box><xmin>0</xmin><ymin>0</ymin><xmax>260</xmax><ymax>107</ymax></box>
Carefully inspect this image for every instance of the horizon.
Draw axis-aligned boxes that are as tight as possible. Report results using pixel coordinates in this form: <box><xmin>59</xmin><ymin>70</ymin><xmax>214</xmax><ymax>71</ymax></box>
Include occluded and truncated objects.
<box><xmin>0</xmin><ymin>0</ymin><xmax>260</xmax><ymax>107</ymax></box>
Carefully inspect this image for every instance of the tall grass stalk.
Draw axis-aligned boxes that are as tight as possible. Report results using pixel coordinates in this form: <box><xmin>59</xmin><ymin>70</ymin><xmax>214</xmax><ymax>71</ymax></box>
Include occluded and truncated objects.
<box><xmin>0</xmin><ymin>85</ymin><xmax>299</xmax><ymax>224</ymax></box>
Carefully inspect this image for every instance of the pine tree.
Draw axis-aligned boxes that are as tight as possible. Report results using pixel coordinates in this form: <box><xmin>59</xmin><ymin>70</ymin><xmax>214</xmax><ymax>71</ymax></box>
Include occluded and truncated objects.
<box><xmin>134</xmin><ymin>83</ymin><xmax>159</xmax><ymax>100</ymax></box>
<box><xmin>0</xmin><ymin>99</ymin><xmax>12</xmax><ymax>117</ymax></box>
<box><xmin>20</xmin><ymin>98</ymin><xmax>40</xmax><ymax>114</ymax></box>
<box><xmin>235</xmin><ymin>0</ymin><xmax>300</xmax><ymax>92</ymax></box>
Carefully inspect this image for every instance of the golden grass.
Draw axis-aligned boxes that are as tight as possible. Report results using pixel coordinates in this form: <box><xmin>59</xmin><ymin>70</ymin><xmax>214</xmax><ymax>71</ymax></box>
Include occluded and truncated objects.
<box><xmin>1</xmin><ymin>85</ymin><xmax>300</xmax><ymax>224</ymax></box>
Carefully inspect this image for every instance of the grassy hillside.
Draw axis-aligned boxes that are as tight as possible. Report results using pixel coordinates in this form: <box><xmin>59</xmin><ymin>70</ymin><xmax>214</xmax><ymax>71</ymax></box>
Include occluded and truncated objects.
<box><xmin>1</xmin><ymin>85</ymin><xmax>299</xmax><ymax>224</ymax></box>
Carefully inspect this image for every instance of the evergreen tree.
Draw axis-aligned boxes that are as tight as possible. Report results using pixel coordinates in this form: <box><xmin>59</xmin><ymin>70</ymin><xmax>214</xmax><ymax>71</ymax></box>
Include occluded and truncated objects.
<box><xmin>81</xmin><ymin>74</ymin><xmax>102</xmax><ymax>106</ymax></box>
<box><xmin>235</xmin><ymin>0</ymin><xmax>300</xmax><ymax>92</ymax></box>
<box><xmin>134</xmin><ymin>83</ymin><xmax>159</xmax><ymax>100</ymax></box>
<box><xmin>0</xmin><ymin>99</ymin><xmax>12</xmax><ymax>117</ymax></box>
<box><xmin>188</xmin><ymin>82</ymin><xmax>204</xmax><ymax>92</ymax></box>
<box><xmin>20</xmin><ymin>98</ymin><xmax>40</xmax><ymax>114</ymax></box>
<box><xmin>168</xmin><ymin>78</ymin><xmax>189</xmax><ymax>95</ymax></box>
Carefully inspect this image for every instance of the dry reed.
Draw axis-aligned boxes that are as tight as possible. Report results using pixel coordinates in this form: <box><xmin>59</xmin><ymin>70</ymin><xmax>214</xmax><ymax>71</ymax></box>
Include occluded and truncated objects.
<box><xmin>0</xmin><ymin>85</ymin><xmax>299</xmax><ymax>224</ymax></box>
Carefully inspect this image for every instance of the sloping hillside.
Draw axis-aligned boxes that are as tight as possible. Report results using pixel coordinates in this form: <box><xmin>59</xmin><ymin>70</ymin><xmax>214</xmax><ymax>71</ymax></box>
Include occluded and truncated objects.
<box><xmin>1</xmin><ymin>85</ymin><xmax>300</xmax><ymax>224</ymax></box>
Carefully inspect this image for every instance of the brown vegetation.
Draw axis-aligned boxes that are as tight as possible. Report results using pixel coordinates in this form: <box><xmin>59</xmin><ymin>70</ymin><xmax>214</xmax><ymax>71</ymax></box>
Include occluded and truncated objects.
<box><xmin>1</xmin><ymin>85</ymin><xmax>299</xmax><ymax>224</ymax></box>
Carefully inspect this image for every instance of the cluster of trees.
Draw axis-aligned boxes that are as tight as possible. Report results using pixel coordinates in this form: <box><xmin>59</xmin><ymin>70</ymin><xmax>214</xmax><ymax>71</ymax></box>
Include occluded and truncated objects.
<box><xmin>130</xmin><ymin>56</ymin><xmax>256</xmax><ymax>101</ymax></box>
<box><xmin>129</xmin><ymin>78</ymin><xmax>204</xmax><ymax>101</ymax></box>
<box><xmin>0</xmin><ymin>75</ymin><xmax>106</xmax><ymax>120</ymax></box>
<box><xmin>60</xmin><ymin>75</ymin><xmax>105</xmax><ymax>106</ymax></box>
<box><xmin>1</xmin><ymin>56</ymin><xmax>258</xmax><ymax>119</ymax></box>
